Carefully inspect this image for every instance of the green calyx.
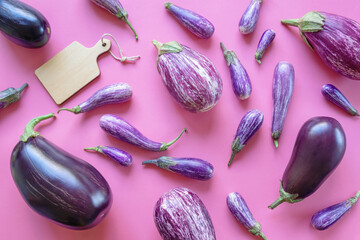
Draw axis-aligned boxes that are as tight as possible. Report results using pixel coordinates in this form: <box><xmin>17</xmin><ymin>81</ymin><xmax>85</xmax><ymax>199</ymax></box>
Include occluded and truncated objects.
<box><xmin>228</xmin><ymin>137</ymin><xmax>244</xmax><ymax>167</ymax></box>
<box><xmin>249</xmin><ymin>223</ymin><xmax>267</xmax><ymax>240</ymax></box>
<box><xmin>0</xmin><ymin>83</ymin><xmax>28</xmax><ymax>108</ymax></box>
<box><xmin>142</xmin><ymin>156</ymin><xmax>178</xmax><ymax>170</ymax></box>
<box><xmin>152</xmin><ymin>40</ymin><xmax>183</xmax><ymax>57</ymax></box>
<box><xmin>268</xmin><ymin>181</ymin><xmax>303</xmax><ymax>209</ymax></box>
<box><xmin>220</xmin><ymin>42</ymin><xmax>237</xmax><ymax>66</ymax></box>
<box><xmin>57</xmin><ymin>106</ymin><xmax>81</xmax><ymax>114</ymax></box>
<box><xmin>164</xmin><ymin>2</ymin><xmax>173</xmax><ymax>10</ymax></box>
<box><xmin>84</xmin><ymin>146</ymin><xmax>105</xmax><ymax>154</ymax></box>
<box><xmin>160</xmin><ymin>128</ymin><xmax>187</xmax><ymax>151</ymax></box>
<box><xmin>20</xmin><ymin>113</ymin><xmax>55</xmax><ymax>142</ymax></box>
<box><xmin>281</xmin><ymin>11</ymin><xmax>325</xmax><ymax>32</ymax></box>
<box><xmin>347</xmin><ymin>190</ymin><xmax>360</xmax><ymax>206</ymax></box>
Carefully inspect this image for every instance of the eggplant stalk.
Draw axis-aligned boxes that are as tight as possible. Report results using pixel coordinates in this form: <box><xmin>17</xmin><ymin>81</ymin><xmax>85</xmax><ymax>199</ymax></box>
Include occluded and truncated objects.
<box><xmin>20</xmin><ymin>113</ymin><xmax>55</xmax><ymax>142</ymax></box>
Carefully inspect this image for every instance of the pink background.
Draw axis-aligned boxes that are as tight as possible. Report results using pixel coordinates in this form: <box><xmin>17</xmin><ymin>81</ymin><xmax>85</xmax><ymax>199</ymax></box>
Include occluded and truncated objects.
<box><xmin>1</xmin><ymin>0</ymin><xmax>360</xmax><ymax>239</ymax></box>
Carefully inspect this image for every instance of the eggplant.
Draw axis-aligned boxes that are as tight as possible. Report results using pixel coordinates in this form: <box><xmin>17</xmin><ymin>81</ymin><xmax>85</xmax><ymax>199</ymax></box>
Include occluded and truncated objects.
<box><xmin>84</xmin><ymin>145</ymin><xmax>132</xmax><ymax>167</ymax></box>
<box><xmin>164</xmin><ymin>2</ymin><xmax>214</xmax><ymax>39</ymax></box>
<box><xmin>255</xmin><ymin>29</ymin><xmax>275</xmax><ymax>64</ymax></box>
<box><xmin>58</xmin><ymin>83</ymin><xmax>132</xmax><ymax>114</ymax></box>
<box><xmin>220</xmin><ymin>42</ymin><xmax>252</xmax><ymax>100</ymax></box>
<box><xmin>268</xmin><ymin>116</ymin><xmax>346</xmax><ymax>209</ymax></box>
<box><xmin>10</xmin><ymin>114</ymin><xmax>112</xmax><ymax>229</ymax></box>
<box><xmin>100</xmin><ymin>114</ymin><xmax>186</xmax><ymax>151</ymax></box>
<box><xmin>0</xmin><ymin>83</ymin><xmax>27</xmax><ymax>109</ymax></box>
<box><xmin>311</xmin><ymin>190</ymin><xmax>360</xmax><ymax>230</ymax></box>
<box><xmin>228</xmin><ymin>109</ymin><xmax>264</xmax><ymax>167</ymax></box>
<box><xmin>271</xmin><ymin>62</ymin><xmax>294</xmax><ymax>148</ymax></box>
<box><xmin>227</xmin><ymin>192</ymin><xmax>267</xmax><ymax>240</ymax></box>
<box><xmin>321</xmin><ymin>84</ymin><xmax>359</xmax><ymax>116</ymax></box>
<box><xmin>154</xmin><ymin>187</ymin><xmax>216</xmax><ymax>240</ymax></box>
<box><xmin>281</xmin><ymin>12</ymin><xmax>360</xmax><ymax>80</ymax></box>
<box><xmin>239</xmin><ymin>0</ymin><xmax>262</xmax><ymax>34</ymax></box>
<box><xmin>0</xmin><ymin>0</ymin><xmax>50</xmax><ymax>48</ymax></box>
<box><xmin>153</xmin><ymin>40</ymin><xmax>223</xmax><ymax>112</ymax></box>
<box><xmin>142</xmin><ymin>156</ymin><xmax>214</xmax><ymax>181</ymax></box>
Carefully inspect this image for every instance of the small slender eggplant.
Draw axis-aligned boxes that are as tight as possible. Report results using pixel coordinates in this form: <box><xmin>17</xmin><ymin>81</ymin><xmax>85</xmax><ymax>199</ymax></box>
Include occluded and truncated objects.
<box><xmin>90</xmin><ymin>0</ymin><xmax>138</xmax><ymax>40</ymax></box>
<box><xmin>239</xmin><ymin>0</ymin><xmax>262</xmax><ymax>34</ymax></box>
<box><xmin>268</xmin><ymin>117</ymin><xmax>346</xmax><ymax>210</ymax></box>
<box><xmin>84</xmin><ymin>146</ymin><xmax>132</xmax><ymax>167</ymax></box>
<box><xmin>154</xmin><ymin>187</ymin><xmax>216</xmax><ymax>240</ymax></box>
<box><xmin>11</xmin><ymin>114</ymin><xmax>112</xmax><ymax>229</ymax></box>
<box><xmin>311</xmin><ymin>190</ymin><xmax>360</xmax><ymax>230</ymax></box>
<box><xmin>164</xmin><ymin>2</ymin><xmax>214</xmax><ymax>39</ymax></box>
<box><xmin>255</xmin><ymin>29</ymin><xmax>275</xmax><ymax>64</ymax></box>
<box><xmin>58</xmin><ymin>83</ymin><xmax>132</xmax><ymax>114</ymax></box>
<box><xmin>271</xmin><ymin>62</ymin><xmax>294</xmax><ymax>148</ymax></box>
<box><xmin>220</xmin><ymin>42</ymin><xmax>252</xmax><ymax>100</ymax></box>
<box><xmin>321</xmin><ymin>84</ymin><xmax>359</xmax><ymax>116</ymax></box>
<box><xmin>227</xmin><ymin>192</ymin><xmax>267</xmax><ymax>240</ymax></box>
<box><xmin>142</xmin><ymin>156</ymin><xmax>214</xmax><ymax>181</ymax></box>
<box><xmin>228</xmin><ymin>109</ymin><xmax>264</xmax><ymax>167</ymax></box>
<box><xmin>281</xmin><ymin>12</ymin><xmax>360</xmax><ymax>80</ymax></box>
<box><xmin>100</xmin><ymin>114</ymin><xmax>186</xmax><ymax>151</ymax></box>
<box><xmin>0</xmin><ymin>83</ymin><xmax>28</xmax><ymax>109</ymax></box>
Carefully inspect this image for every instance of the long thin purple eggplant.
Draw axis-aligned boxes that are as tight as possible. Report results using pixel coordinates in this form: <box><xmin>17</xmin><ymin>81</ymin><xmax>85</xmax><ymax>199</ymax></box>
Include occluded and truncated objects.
<box><xmin>154</xmin><ymin>187</ymin><xmax>216</xmax><ymax>240</ymax></box>
<box><xmin>271</xmin><ymin>62</ymin><xmax>294</xmax><ymax>148</ymax></box>
<box><xmin>58</xmin><ymin>83</ymin><xmax>132</xmax><ymax>114</ymax></box>
<box><xmin>90</xmin><ymin>0</ymin><xmax>138</xmax><ymax>40</ymax></box>
<box><xmin>321</xmin><ymin>84</ymin><xmax>359</xmax><ymax>116</ymax></box>
<box><xmin>281</xmin><ymin>12</ymin><xmax>360</xmax><ymax>80</ymax></box>
<box><xmin>227</xmin><ymin>192</ymin><xmax>267</xmax><ymax>240</ymax></box>
<box><xmin>268</xmin><ymin>117</ymin><xmax>346</xmax><ymax>209</ymax></box>
<box><xmin>165</xmin><ymin>2</ymin><xmax>214</xmax><ymax>39</ymax></box>
<box><xmin>100</xmin><ymin>114</ymin><xmax>186</xmax><ymax>151</ymax></box>
<box><xmin>311</xmin><ymin>190</ymin><xmax>360</xmax><ymax>230</ymax></box>
<box><xmin>142</xmin><ymin>156</ymin><xmax>214</xmax><ymax>181</ymax></box>
<box><xmin>228</xmin><ymin>109</ymin><xmax>264</xmax><ymax>167</ymax></box>
<box><xmin>220</xmin><ymin>42</ymin><xmax>252</xmax><ymax>100</ymax></box>
<box><xmin>0</xmin><ymin>83</ymin><xmax>28</xmax><ymax>109</ymax></box>
<box><xmin>239</xmin><ymin>0</ymin><xmax>262</xmax><ymax>34</ymax></box>
<box><xmin>255</xmin><ymin>29</ymin><xmax>275</xmax><ymax>64</ymax></box>
<box><xmin>84</xmin><ymin>146</ymin><xmax>132</xmax><ymax>167</ymax></box>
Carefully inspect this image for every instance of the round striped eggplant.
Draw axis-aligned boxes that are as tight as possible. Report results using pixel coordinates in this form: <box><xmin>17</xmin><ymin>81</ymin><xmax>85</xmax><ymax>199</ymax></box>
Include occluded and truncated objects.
<box><xmin>255</xmin><ymin>29</ymin><xmax>275</xmax><ymax>64</ymax></box>
<box><xmin>58</xmin><ymin>83</ymin><xmax>132</xmax><ymax>114</ymax></box>
<box><xmin>271</xmin><ymin>62</ymin><xmax>294</xmax><ymax>148</ymax></box>
<box><xmin>99</xmin><ymin>114</ymin><xmax>186</xmax><ymax>151</ymax></box>
<box><xmin>239</xmin><ymin>0</ymin><xmax>262</xmax><ymax>34</ymax></box>
<box><xmin>153</xmin><ymin>40</ymin><xmax>223</xmax><ymax>113</ymax></box>
<box><xmin>165</xmin><ymin>2</ymin><xmax>214</xmax><ymax>39</ymax></box>
<box><xmin>0</xmin><ymin>83</ymin><xmax>28</xmax><ymax>109</ymax></box>
<box><xmin>142</xmin><ymin>156</ymin><xmax>214</xmax><ymax>181</ymax></box>
<box><xmin>281</xmin><ymin>12</ymin><xmax>360</xmax><ymax>80</ymax></box>
<box><xmin>321</xmin><ymin>84</ymin><xmax>359</xmax><ymax>116</ymax></box>
<box><xmin>220</xmin><ymin>42</ymin><xmax>252</xmax><ymax>100</ymax></box>
<box><xmin>154</xmin><ymin>187</ymin><xmax>216</xmax><ymax>240</ymax></box>
<box><xmin>268</xmin><ymin>117</ymin><xmax>346</xmax><ymax>209</ymax></box>
<box><xmin>84</xmin><ymin>146</ymin><xmax>132</xmax><ymax>167</ymax></box>
<box><xmin>228</xmin><ymin>109</ymin><xmax>264</xmax><ymax>167</ymax></box>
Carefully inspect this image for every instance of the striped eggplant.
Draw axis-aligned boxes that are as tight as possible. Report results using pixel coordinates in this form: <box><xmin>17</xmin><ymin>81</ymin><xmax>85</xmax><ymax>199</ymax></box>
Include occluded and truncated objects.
<box><xmin>321</xmin><ymin>84</ymin><xmax>359</xmax><ymax>116</ymax></box>
<box><xmin>239</xmin><ymin>0</ymin><xmax>262</xmax><ymax>34</ymax></box>
<box><xmin>220</xmin><ymin>42</ymin><xmax>252</xmax><ymax>100</ymax></box>
<box><xmin>228</xmin><ymin>109</ymin><xmax>264</xmax><ymax>167</ymax></box>
<box><xmin>311</xmin><ymin>190</ymin><xmax>360</xmax><ymax>230</ymax></box>
<box><xmin>58</xmin><ymin>83</ymin><xmax>132</xmax><ymax>114</ymax></box>
<box><xmin>154</xmin><ymin>187</ymin><xmax>216</xmax><ymax>240</ymax></box>
<box><xmin>153</xmin><ymin>40</ymin><xmax>223</xmax><ymax>112</ymax></box>
<box><xmin>84</xmin><ymin>146</ymin><xmax>132</xmax><ymax>167</ymax></box>
<box><xmin>99</xmin><ymin>114</ymin><xmax>186</xmax><ymax>151</ymax></box>
<box><xmin>268</xmin><ymin>117</ymin><xmax>346</xmax><ymax>209</ymax></box>
<box><xmin>0</xmin><ymin>83</ymin><xmax>28</xmax><ymax>109</ymax></box>
<box><xmin>255</xmin><ymin>29</ymin><xmax>275</xmax><ymax>64</ymax></box>
<box><xmin>281</xmin><ymin>11</ymin><xmax>360</xmax><ymax>80</ymax></box>
<box><xmin>227</xmin><ymin>192</ymin><xmax>267</xmax><ymax>240</ymax></box>
<box><xmin>164</xmin><ymin>2</ymin><xmax>214</xmax><ymax>39</ymax></box>
<box><xmin>271</xmin><ymin>62</ymin><xmax>294</xmax><ymax>148</ymax></box>
<box><xmin>142</xmin><ymin>156</ymin><xmax>214</xmax><ymax>181</ymax></box>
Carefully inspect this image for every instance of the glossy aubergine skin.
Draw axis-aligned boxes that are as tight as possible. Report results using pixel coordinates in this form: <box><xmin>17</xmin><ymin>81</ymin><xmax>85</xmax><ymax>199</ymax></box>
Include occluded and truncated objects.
<box><xmin>0</xmin><ymin>83</ymin><xmax>27</xmax><ymax>109</ymax></box>
<box><xmin>255</xmin><ymin>29</ymin><xmax>275</xmax><ymax>64</ymax></box>
<box><xmin>0</xmin><ymin>0</ymin><xmax>51</xmax><ymax>48</ymax></box>
<box><xmin>239</xmin><ymin>0</ymin><xmax>262</xmax><ymax>34</ymax></box>
<box><xmin>154</xmin><ymin>187</ymin><xmax>216</xmax><ymax>240</ymax></box>
<box><xmin>85</xmin><ymin>146</ymin><xmax>132</xmax><ymax>167</ymax></box>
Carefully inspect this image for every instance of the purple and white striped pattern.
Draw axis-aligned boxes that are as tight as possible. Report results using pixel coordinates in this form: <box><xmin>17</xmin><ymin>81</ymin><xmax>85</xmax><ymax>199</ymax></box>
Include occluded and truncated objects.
<box><xmin>239</xmin><ymin>0</ymin><xmax>262</xmax><ymax>34</ymax></box>
<box><xmin>255</xmin><ymin>29</ymin><xmax>275</xmax><ymax>64</ymax></box>
<box><xmin>91</xmin><ymin>0</ymin><xmax>122</xmax><ymax>15</ymax></box>
<box><xmin>84</xmin><ymin>146</ymin><xmax>132</xmax><ymax>167</ymax></box>
<box><xmin>322</xmin><ymin>84</ymin><xmax>359</xmax><ymax>116</ymax></box>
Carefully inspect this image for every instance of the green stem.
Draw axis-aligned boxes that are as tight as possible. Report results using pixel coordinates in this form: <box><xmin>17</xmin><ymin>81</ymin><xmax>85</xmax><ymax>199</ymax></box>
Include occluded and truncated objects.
<box><xmin>84</xmin><ymin>146</ymin><xmax>104</xmax><ymax>154</ymax></box>
<box><xmin>20</xmin><ymin>113</ymin><xmax>55</xmax><ymax>142</ymax></box>
<box><xmin>160</xmin><ymin>128</ymin><xmax>187</xmax><ymax>151</ymax></box>
<box><xmin>122</xmin><ymin>17</ymin><xmax>138</xmax><ymax>41</ymax></box>
<box><xmin>268</xmin><ymin>196</ymin><xmax>286</xmax><ymax>209</ymax></box>
<box><xmin>258</xmin><ymin>232</ymin><xmax>267</xmax><ymax>240</ymax></box>
<box><xmin>164</xmin><ymin>2</ymin><xmax>172</xmax><ymax>9</ymax></box>
<box><xmin>220</xmin><ymin>42</ymin><xmax>228</xmax><ymax>54</ymax></box>
<box><xmin>142</xmin><ymin>159</ymin><xmax>158</xmax><ymax>165</ymax></box>
<box><xmin>350</xmin><ymin>190</ymin><xmax>360</xmax><ymax>205</ymax></box>
<box><xmin>228</xmin><ymin>151</ymin><xmax>236</xmax><ymax>167</ymax></box>
<box><xmin>268</xmin><ymin>182</ymin><xmax>302</xmax><ymax>209</ymax></box>
<box><xmin>281</xmin><ymin>18</ymin><xmax>300</xmax><ymax>27</ymax></box>
<box><xmin>57</xmin><ymin>106</ymin><xmax>81</xmax><ymax>114</ymax></box>
<box><xmin>17</xmin><ymin>83</ymin><xmax>28</xmax><ymax>94</ymax></box>
<box><xmin>274</xmin><ymin>139</ymin><xmax>279</xmax><ymax>148</ymax></box>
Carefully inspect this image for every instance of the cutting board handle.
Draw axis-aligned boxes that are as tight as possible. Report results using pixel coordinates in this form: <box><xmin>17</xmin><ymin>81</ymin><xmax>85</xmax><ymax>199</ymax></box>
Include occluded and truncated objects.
<box><xmin>91</xmin><ymin>39</ymin><xmax>111</xmax><ymax>57</ymax></box>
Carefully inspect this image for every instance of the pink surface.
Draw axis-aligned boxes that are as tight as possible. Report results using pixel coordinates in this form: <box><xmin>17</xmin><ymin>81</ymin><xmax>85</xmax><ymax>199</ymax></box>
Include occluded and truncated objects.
<box><xmin>1</xmin><ymin>0</ymin><xmax>360</xmax><ymax>239</ymax></box>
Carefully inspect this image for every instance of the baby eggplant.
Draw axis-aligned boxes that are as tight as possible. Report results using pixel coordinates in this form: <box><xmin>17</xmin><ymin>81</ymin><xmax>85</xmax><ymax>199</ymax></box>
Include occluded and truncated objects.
<box><xmin>84</xmin><ymin>146</ymin><xmax>132</xmax><ymax>167</ymax></box>
<box><xmin>255</xmin><ymin>29</ymin><xmax>275</xmax><ymax>64</ymax></box>
<box><xmin>0</xmin><ymin>83</ymin><xmax>28</xmax><ymax>109</ymax></box>
<box><xmin>239</xmin><ymin>0</ymin><xmax>262</xmax><ymax>34</ymax></box>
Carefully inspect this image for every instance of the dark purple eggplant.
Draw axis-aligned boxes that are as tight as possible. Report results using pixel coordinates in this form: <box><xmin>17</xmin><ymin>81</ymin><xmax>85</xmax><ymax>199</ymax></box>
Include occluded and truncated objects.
<box><xmin>142</xmin><ymin>156</ymin><xmax>214</xmax><ymax>181</ymax></box>
<box><xmin>0</xmin><ymin>83</ymin><xmax>27</xmax><ymax>109</ymax></box>
<box><xmin>268</xmin><ymin>116</ymin><xmax>346</xmax><ymax>209</ymax></box>
<box><xmin>311</xmin><ymin>190</ymin><xmax>360</xmax><ymax>230</ymax></box>
<box><xmin>165</xmin><ymin>2</ymin><xmax>214</xmax><ymax>39</ymax></box>
<box><xmin>321</xmin><ymin>84</ymin><xmax>359</xmax><ymax>116</ymax></box>
<box><xmin>239</xmin><ymin>0</ymin><xmax>262</xmax><ymax>34</ymax></box>
<box><xmin>281</xmin><ymin>12</ymin><xmax>360</xmax><ymax>80</ymax></box>
<box><xmin>10</xmin><ymin>114</ymin><xmax>112</xmax><ymax>229</ymax></box>
<box><xmin>58</xmin><ymin>83</ymin><xmax>132</xmax><ymax>114</ymax></box>
<box><xmin>255</xmin><ymin>29</ymin><xmax>275</xmax><ymax>64</ymax></box>
<box><xmin>84</xmin><ymin>145</ymin><xmax>132</xmax><ymax>167</ymax></box>
<box><xmin>0</xmin><ymin>0</ymin><xmax>51</xmax><ymax>48</ymax></box>
<box><xmin>271</xmin><ymin>62</ymin><xmax>294</xmax><ymax>148</ymax></box>
<box><xmin>220</xmin><ymin>42</ymin><xmax>252</xmax><ymax>100</ymax></box>
<box><xmin>227</xmin><ymin>192</ymin><xmax>267</xmax><ymax>240</ymax></box>
<box><xmin>228</xmin><ymin>109</ymin><xmax>264</xmax><ymax>167</ymax></box>
<box><xmin>100</xmin><ymin>114</ymin><xmax>186</xmax><ymax>151</ymax></box>
<box><xmin>154</xmin><ymin>187</ymin><xmax>216</xmax><ymax>240</ymax></box>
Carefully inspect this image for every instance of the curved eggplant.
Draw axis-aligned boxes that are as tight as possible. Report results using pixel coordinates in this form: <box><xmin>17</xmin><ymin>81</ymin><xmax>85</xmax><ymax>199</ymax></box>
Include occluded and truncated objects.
<box><xmin>84</xmin><ymin>146</ymin><xmax>132</xmax><ymax>167</ymax></box>
<box><xmin>239</xmin><ymin>0</ymin><xmax>262</xmax><ymax>34</ymax></box>
<box><xmin>0</xmin><ymin>83</ymin><xmax>27</xmax><ymax>109</ymax></box>
<box><xmin>255</xmin><ymin>29</ymin><xmax>275</xmax><ymax>64</ymax></box>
